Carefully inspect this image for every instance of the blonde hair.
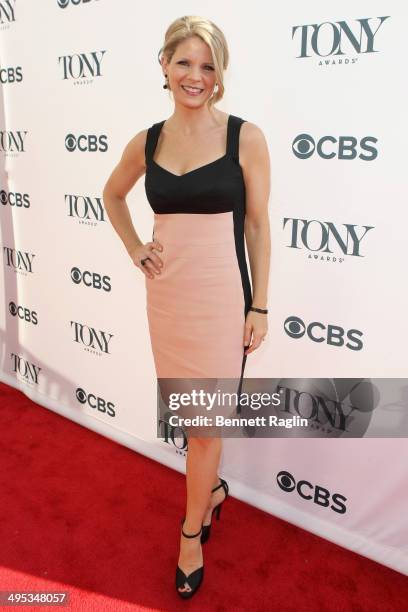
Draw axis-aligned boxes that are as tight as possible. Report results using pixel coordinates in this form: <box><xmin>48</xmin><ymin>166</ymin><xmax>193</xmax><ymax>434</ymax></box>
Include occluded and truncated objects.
<box><xmin>157</xmin><ymin>15</ymin><xmax>229</xmax><ymax>107</ymax></box>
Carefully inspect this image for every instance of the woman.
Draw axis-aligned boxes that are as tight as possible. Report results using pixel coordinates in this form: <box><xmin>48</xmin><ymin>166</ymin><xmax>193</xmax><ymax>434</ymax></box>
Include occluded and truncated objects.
<box><xmin>103</xmin><ymin>15</ymin><xmax>270</xmax><ymax>599</ymax></box>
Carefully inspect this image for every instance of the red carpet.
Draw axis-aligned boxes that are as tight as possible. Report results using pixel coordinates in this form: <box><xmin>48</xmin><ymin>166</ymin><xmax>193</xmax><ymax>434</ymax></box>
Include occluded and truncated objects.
<box><xmin>0</xmin><ymin>381</ymin><xmax>406</xmax><ymax>611</ymax></box>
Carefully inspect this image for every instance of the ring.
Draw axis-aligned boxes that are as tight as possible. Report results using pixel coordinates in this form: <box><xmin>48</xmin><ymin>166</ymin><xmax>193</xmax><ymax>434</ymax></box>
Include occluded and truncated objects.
<box><xmin>140</xmin><ymin>257</ymin><xmax>149</xmax><ymax>266</ymax></box>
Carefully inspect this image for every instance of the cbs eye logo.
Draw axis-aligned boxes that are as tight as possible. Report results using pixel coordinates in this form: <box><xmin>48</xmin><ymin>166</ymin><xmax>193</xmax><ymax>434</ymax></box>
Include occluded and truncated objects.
<box><xmin>276</xmin><ymin>471</ymin><xmax>296</xmax><ymax>491</ymax></box>
<box><xmin>292</xmin><ymin>134</ymin><xmax>316</xmax><ymax>159</ymax></box>
<box><xmin>284</xmin><ymin>316</ymin><xmax>306</xmax><ymax>339</ymax></box>
<box><xmin>65</xmin><ymin>133</ymin><xmax>108</xmax><ymax>153</ymax></box>
<box><xmin>276</xmin><ymin>470</ymin><xmax>347</xmax><ymax>514</ymax></box>
<box><xmin>292</xmin><ymin>133</ymin><xmax>378</xmax><ymax>161</ymax></box>
<box><xmin>0</xmin><ymin>190</ymin><xmax>30</xmax><ymax>207</ymax></box>
<box><xmin>76</xmin><ymin>387</ymin><xmax>115</xmax><ymax>417</ymax></box>
<box><xmin>9</xmin><ymin>301</ymin><xmax>38</xmax><ymax>325</ymax></box>
<box><xmin>284</xmin><ymin>315</ymin><xmax>363</xmax><ymax>351</ymax></box>
<box><xmin>76</xmin><ymin>388</ymin><xmax>87</xmax><ymax>403</ymax></box>
<box><xmin>70</xmin><ymin>266</ymin><xmax>111</xmax><ymax>291</ymax></box>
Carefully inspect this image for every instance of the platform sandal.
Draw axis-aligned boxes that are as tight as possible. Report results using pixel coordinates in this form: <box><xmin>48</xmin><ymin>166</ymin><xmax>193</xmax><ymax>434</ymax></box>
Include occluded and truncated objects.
<box><xmin>175</xmin><ymin>519</ymin><xmax>204</xmax><ymax>599</ymax></box>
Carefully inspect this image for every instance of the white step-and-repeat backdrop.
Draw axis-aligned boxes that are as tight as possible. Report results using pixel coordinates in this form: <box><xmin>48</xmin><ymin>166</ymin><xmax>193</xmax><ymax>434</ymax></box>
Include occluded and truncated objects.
<box><xmin>1</xmin><ymin>1</ymin><xmax>407</xmax><ymax>575</ymax></box>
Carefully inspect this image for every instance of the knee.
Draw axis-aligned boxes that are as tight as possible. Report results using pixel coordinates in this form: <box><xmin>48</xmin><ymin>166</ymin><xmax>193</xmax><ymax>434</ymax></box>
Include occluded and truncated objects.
<box><xmin>187</xmin><ymin>435</ymin><xmax>221</xmax><ymax>450</ymax></box>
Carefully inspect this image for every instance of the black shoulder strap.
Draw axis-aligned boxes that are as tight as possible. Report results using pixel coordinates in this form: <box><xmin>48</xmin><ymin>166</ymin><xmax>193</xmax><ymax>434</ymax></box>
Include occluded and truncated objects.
<box><xmin>227</xmin><ymin>115</ymin><xmax>246</xmax><ymax>162</ymax></box>
<box><xmin>145</xmin><ymin>121</ymin><xmax>165</xmax><ymax>163</ymax></box>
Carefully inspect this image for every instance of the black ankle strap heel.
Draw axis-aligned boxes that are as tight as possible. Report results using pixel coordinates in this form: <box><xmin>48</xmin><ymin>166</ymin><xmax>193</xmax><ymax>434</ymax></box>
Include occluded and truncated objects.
<box><xmin>201</xmin><ymin>477</ymin><xmax>229</xmax><ymax>544</ymax></box>
<box><xmin>176</xmin><ymin>518</ymin><xmax>204</xmax><ymax>599</ymax></box>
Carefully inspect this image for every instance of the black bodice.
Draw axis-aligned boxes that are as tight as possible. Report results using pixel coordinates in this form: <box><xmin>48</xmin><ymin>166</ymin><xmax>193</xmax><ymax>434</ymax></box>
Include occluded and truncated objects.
<box><xmin>144</xmin><ymin>114</ymin><xmax>247</xmax><ymax>215</ymax></box>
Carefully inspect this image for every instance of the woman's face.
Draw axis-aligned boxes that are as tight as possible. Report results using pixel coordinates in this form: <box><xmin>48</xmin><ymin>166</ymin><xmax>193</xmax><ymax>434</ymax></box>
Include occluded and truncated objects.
<box><xmin>162</xmin><ymin>35</ymin><xmax>217</xmax><ymax>107</ymax></box>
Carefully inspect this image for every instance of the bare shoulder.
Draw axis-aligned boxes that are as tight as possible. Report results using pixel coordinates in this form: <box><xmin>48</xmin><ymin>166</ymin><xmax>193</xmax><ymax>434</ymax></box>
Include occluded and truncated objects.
<box><xmin>120</xmin><ymin>128</ymin><xmax>149</xmax><ymax>170</ymax></box>
<box><xmin>239</xmin><ymin>121</ymin><xmax>270</xmax><ymax>167</ymax></box>
<box><xmin>240</xmin><ymin>121</ymin><xmax>268</xmax><ymax>150</ymax></box>
<box><xmin>103</xmin><ymin>127</ymin><xmax>150</xmax><ymax>198</ymax></box>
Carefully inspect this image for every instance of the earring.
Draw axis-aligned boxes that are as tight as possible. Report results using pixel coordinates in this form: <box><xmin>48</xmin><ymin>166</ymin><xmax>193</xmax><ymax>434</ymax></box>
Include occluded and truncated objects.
<box><xmin>163</xmin><ymin>74</ymin><xmax>168</xmax><ymax>89</ymax></box>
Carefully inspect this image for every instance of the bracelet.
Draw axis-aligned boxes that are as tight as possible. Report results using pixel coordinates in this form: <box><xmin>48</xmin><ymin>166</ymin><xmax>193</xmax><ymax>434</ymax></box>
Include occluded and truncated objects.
<box><xmin>249</xmin><ymin>306</ymin><xmax>268</xmax><ymax>314</ymax></box>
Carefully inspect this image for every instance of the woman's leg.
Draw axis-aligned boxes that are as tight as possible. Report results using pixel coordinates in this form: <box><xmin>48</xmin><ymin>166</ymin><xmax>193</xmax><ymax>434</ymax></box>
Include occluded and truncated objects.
<box><xmin>177</xmin><ymin>436</ymin><xmax>221</xmax><ymax>594</ymax></box>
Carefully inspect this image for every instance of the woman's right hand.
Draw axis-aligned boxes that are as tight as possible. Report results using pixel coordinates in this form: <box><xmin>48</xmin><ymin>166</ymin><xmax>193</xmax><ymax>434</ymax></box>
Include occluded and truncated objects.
<box><xmin>130</xmin><ymin>240</ymin><xmax>164</xmax><ymax>279</ymax></box>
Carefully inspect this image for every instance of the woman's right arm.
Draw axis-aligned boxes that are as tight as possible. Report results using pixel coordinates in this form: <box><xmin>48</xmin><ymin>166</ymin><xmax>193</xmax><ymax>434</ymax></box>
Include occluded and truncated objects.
<box><xmin>102</xmin><ymin>130</ymin><xmax>163</xmax><ymax>280</ymax></box>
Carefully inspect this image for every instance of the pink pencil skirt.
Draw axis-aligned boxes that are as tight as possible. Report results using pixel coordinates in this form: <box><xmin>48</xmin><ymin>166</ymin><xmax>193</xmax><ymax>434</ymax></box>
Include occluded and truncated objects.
<box><xmin>145</xmin><ymin>212</ymin><xmax>246</xmax><ymax>379</ymax></box>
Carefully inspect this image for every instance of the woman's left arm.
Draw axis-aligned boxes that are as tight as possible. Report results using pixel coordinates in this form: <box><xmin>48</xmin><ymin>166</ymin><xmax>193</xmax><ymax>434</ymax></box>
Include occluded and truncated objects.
<box><xmin>240</xmin><ymin>122</ymin><xmax>271</xmax><ymax>355</ymax></box>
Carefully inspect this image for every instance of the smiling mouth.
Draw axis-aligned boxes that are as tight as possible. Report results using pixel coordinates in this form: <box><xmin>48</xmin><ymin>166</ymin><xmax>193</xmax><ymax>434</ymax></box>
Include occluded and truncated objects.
<box><xmin>181</xmin><ymin>85</ymin><xmax>204</xmax><ymax>95</ymax></box>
